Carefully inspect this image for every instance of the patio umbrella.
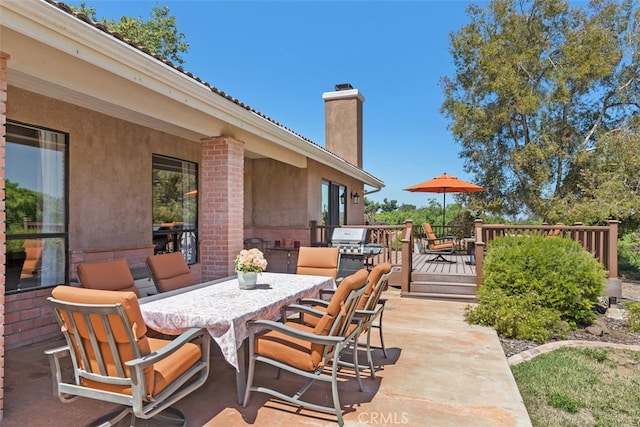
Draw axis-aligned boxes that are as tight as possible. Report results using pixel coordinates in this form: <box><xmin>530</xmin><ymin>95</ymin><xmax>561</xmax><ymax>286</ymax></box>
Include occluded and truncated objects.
<box><xmin>404</xmin><ymin>173</ymin><xmax>484</xmax><ymax>230</ymax></box>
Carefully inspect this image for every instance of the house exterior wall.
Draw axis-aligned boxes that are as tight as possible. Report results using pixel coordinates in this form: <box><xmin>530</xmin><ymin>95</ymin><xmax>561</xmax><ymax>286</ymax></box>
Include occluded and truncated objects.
<box><xmin>307</xmin><ymin>158</ymin><xmax>364</xmax><ymax>225</ymax></box>
<box><xmin>244</xmin><ymin>158</ymin><xmax>364</xmax><ymax>273</ymax></box>
<box><xmin>7</xmin><ymin>86</ymin><xmax>202</xmax><ymax>274</ymax></box>
<box><xmin>3</xmin><ymin>86</ymin><xmax>207</xmax><ymax>355</ymax></box>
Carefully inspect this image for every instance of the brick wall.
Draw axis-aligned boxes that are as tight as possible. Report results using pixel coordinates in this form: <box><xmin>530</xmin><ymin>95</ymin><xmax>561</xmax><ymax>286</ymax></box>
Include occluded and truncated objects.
<box><xmin>200</xmin><ymin>137</ymin><xmax>245</xmax><ymax>280</ymax></box>
<box><xmin>0</xmin><ymin>50</ymin><xmax>11</xmax><ymax>421</ymax></box>
<box><xmin>4</xmin><ymin>289</ymin><xmax>58</xmax><ymax>351</ymax></box>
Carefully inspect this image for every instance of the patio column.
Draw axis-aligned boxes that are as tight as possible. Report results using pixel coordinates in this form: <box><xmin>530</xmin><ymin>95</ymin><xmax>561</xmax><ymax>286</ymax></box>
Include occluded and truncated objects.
<box><xmin>0</xmin><ymin>50</ymin><xmax>10</xmax><ymax>421</ymax></box>
<box><xmin>200</xmin><ymin>136</ymin><xmax>245</xmax><ymax>281</ymax></box>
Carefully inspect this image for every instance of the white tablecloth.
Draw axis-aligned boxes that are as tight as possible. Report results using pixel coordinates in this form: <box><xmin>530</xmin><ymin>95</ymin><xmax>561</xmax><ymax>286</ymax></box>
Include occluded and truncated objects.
<box><xmin>140</xmin><ymin>272</ymin><xmax>334</xmax><ymax>370</ymax></box>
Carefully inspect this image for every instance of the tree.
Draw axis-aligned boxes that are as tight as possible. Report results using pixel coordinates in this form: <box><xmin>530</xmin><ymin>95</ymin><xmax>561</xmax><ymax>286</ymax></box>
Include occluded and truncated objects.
<box><xmin>548</xmin><ymin>118</ymin><xmax>640</xmax><ymax>232</ymax></box>
<box><xmin>441</xmin><ymin>0</ymin><xmax>640</xmax><ymax>224</ymax></box>
<box><xmin>379</xmin><ymin>198</ymin><xmax>399</xmax><ymax>213</ymax></box>
<box><xmin>72</xmin><ymin>2</ymin><xmax>189</xmax><ymax>64</ymax></box>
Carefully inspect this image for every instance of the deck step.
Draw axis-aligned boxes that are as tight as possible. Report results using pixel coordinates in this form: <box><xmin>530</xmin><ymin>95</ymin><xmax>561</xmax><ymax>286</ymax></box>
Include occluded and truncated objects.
<box><xmin>410</xmin><ymin>281</ymin><xmax>477</xmax><ymax>296</ymax></box>
<box><xmin>401</xmin><ymin>291</ymin><xmax>477</xmax><ymax>303</ymax></box>
<box><xmin>411</xmin><ymin>272</ymin><xmax>475</xmax><ymax>284</ymax></box>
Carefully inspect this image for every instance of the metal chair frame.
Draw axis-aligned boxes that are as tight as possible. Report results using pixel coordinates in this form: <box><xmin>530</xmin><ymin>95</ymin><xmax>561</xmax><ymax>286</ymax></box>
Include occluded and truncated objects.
<box><xmin>298</xmin><ymin>266</ymin><xmax>394</xmax><ymax>377</ymax></box>
<box><xmin>243</xmin><ymin>275</ymin><xmax>368</xmax><ymax>426</ymax></box>
<box><xmin>422</xmin><ymin>223</ymin><xmax>457</xmax><ymax>263</ymax></box>
<box><xmin>46</xmin><ymin>294</ymin><xmax>210</xmax><ymax>426</ymax></box>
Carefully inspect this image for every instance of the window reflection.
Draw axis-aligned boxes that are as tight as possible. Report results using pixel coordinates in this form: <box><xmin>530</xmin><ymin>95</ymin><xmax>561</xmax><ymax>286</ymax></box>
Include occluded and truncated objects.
<box><xmin>5</xmin><ymin>122</ymin><xmax>68</xmax><ymax>292</ymax></box>
<box><xmin>152</xmin><ymin>155</ymin><xmax>198</xmax><ymax>264</ymax></box>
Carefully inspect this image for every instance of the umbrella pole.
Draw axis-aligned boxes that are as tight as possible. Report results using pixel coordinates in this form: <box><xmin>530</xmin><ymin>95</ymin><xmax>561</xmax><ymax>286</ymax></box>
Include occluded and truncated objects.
<box><xmin>442</xmin><ymin>192</ymin><xmax>446</xmax><ymax>234</ymax></box>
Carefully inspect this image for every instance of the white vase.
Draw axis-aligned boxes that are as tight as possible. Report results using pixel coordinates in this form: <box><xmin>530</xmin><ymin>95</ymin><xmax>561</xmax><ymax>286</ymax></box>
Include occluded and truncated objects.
<box><xmin>237</xmin><ymin>271</ymin><xmax>258</xmax><ymax>289</ymax></box>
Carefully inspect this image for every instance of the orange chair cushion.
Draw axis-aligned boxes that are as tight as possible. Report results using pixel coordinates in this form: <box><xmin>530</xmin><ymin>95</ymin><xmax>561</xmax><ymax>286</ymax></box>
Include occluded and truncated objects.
<box><xmin>146</xmin><ymin>252</ymin><xmax>195</xmax><ymax>293</ymax></box>
<box><xmin>296</xmin><ymin>247</ymin><xmax>340</xmax><ymax>279</ymax></box>
<box><xmin>146</xmin><ymin>337</ymin><xmax>202</xmax><ymax>396</ymax></box>
<box><xmin>254</xmin><ymin>322</ymin><xmax>319</xmax><ymax>371</ymax></box>
<box><xmin>303</xmin><ymin>262</ymin><xmax>392</xmax><ymax>326</ymax></box>
<box><xmin>358</xmin><ymin>262</ymin><xmax>392</xmax><ymax>310</ymax></box>
<box><xmin>255</xmin><ymin>269</ymin><xmax>368</xmax><ymax>371</ymax></box>
<box><xmin>21</xmin><ymin>239</ymin><xmax>43</xmax><ymax>279</ymax></box>
<box><xmin>423</xmin><ymin>223</ymin><xmax>455</xmax><ymax>250</ymax></box>
<box><xmin>77</xmin><ymin>259</ymin><xmax>140</xmax><ymax>296</ymax></box>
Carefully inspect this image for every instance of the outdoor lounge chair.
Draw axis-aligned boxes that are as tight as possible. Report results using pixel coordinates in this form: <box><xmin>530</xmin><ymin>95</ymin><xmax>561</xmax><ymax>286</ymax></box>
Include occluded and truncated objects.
<box><xmin>77</xmin><ymin>258</ymin><xmax>140</xmax><ymax>296</ymax></box>
<box><xmin>296</xmin><ymin>246</ymin><xmax>341</xmax><ymax>279</ymax></box>
<box><xmin>421</xmin><ymin>222</ymin><xmax>456</xmax><ymax>262</ymax></box>
<box><xmin>545</xmin><ymin>223</ymin><xmax>565</xmax><ymax>237</ymax></box>
<box><xmin>146</xmin><ymin>251</ymin><xmax>195</xmax><ymax>293</ymax></box>
<box><xmin>297</xmin><ymin>262</ymin><xmax>394</xmax><ymax>378</ymax></box>
<box><xmin>243</xmin><ymin>269</ymin><xmax>369</xmax><ymax>426</ymax></box>
<box><xmin>45</xmin><ymin>286</ymin><xmax>211</xmax><ymax>426</ymax></box>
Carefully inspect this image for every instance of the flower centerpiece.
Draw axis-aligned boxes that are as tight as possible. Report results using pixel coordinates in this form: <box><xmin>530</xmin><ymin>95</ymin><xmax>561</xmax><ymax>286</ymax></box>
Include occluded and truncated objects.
<box><xmin>235</xmin><ymin>248</ymin><xmax>268</xmax><ymax>289</ymax></box>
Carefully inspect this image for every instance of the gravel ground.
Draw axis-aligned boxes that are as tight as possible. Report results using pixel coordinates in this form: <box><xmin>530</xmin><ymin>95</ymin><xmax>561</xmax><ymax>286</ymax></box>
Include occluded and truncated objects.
<box><xmin>500</xmin><ymin>281</ymin><xmax>640</xmax><ymax>357</ymax></box>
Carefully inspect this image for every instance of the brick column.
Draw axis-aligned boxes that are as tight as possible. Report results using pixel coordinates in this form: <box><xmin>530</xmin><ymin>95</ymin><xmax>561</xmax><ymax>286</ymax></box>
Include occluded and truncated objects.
<box><xmin>0</xmin><ymin>50</ymin><xmax>11</xmax><ymax>421</ymax></box>
<box><xmin>200</xmin><ymin>136</ymin><xmax>244</xmax><ymax>280</ymax></box>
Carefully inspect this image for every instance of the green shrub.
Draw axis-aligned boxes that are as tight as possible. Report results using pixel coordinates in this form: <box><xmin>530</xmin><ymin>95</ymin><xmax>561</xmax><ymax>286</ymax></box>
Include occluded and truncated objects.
<box><xmin>465</xmin><ymin>235</ymin><xmax>606</xmax><ymax>342</ymax></box>
<box><xmin>625</xmin><ymin>301</ymin><xmax>640</xmax><ymax>333</ymax></box>
<box><xmin>618</xmin><ymin>231</ymin><xmax>640</xmax><ymax>279</ymax></box>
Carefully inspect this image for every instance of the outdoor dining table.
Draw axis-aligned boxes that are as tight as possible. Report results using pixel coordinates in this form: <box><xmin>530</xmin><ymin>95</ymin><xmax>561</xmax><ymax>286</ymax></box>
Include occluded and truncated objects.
<box><xmin>139</xmin><ymin>272</ymin><xmax>335</xmax><ymax>404</ymax></box>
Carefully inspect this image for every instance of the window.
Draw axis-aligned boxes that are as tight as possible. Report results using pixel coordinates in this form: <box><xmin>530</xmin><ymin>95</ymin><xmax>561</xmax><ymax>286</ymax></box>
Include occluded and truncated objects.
<box><xmin>321</xmin><ymin>180</ymin><xmax>346</xmax><ymax>226</ymax></box>
<box><xmin>5</xmin><ymin>121</ymin><xmax>68</xmax><ymax>293</ymax></box>
<box><xmin>152</xmin><ymin>155</ymin><xmax>198</xmax><ymax>264</ymax></box>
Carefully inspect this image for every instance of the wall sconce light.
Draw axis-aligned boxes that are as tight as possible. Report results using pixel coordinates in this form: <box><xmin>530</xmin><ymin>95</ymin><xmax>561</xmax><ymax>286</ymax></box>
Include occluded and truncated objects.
<box><xmin>350</xmin><ymin>191</ymin><xmax>360</xmax><ymax>204</ymax></box>
<box><xmin>340</xmin><ymin>192</ymin><xmax>346</xmax><ymax>204</ymax></box>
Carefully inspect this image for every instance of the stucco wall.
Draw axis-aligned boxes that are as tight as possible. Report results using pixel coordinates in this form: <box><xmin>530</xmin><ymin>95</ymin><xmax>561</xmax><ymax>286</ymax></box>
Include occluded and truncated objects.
<box><xmin>7</xmin><ymin>87</ymin><xmax>201</xmax><ymax>252</ymax></box>
<box><xmin>250</xmin><ymin>158</ymin><xmax>309</xmax><ymax>227</ymax></box>
<box><xmin>307</xmin><ymin>158</ymin><xmax>364</xmax><ymax>225</ymax></box>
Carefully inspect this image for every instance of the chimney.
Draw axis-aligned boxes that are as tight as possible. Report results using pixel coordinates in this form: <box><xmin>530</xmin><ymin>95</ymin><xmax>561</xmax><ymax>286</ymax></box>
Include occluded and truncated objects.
<box><xmin>322</xmin><ymin>83</ymin><xmax>364</xmax><ymax>168</ymax></box>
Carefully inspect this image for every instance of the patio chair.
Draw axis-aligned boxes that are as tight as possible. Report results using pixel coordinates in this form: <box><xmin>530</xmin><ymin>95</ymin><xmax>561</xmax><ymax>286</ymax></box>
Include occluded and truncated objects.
<box><xmin>296</xmin><ymin>246</ymin><xmax>341</xmax><ymax>279</ymax></box>
<box><xmin>243</xmin><ymin>269</ymin><xmax>369</xmax><ymax>426</ymax></box>
<box><xmin>421</xmin><ymin>222</ymin><xmax>456</xmax><ymax>263</ymax></box>
<box><xmin>21</xmin><ymin>239</ymin><xmax>43</xmax><ymax>279</ymax></box>
<box><xmin>45</xmin><ymin>286</ymin><xmax>211</xmax><ymax>426</ymax></box>
<box><xmin>297</xmin><ymin>262</ymin><xmax>394</xmax><ymax>377</ymax></box>
<box><xmin>146</xmin><ymin>251</ymin><xmax>195</xmax><ymax>293</ymax></box>
<box><xmin>77</xmin><ymin>258</ymin><xmax>140</xmax><ymax>296</ymax></box>
<box><xmin>545</xmin><ymin>223</ymin><xmax>565</xmax><ymax>237</ymax></box>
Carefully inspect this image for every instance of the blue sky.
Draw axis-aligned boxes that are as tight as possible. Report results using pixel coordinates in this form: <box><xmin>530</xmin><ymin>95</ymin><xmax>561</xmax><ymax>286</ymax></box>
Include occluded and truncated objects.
<box><xmin>71</xmin><ymin>0</ymin><xmax>478</xmax><ymax>207</ymax></box>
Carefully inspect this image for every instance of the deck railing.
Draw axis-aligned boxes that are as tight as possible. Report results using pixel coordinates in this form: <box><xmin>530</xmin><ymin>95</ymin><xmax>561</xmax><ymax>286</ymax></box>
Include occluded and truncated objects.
<box><xmin>309</xmin><ymin>220</ymin><xmax>407</xmax><ymax>269</ymax></box>
<box><xmin>473</xmin><ymin>219</ymin><xmax>620</xmax><ymax>289</ymax></box>
<box><xmin>311</xmin><ymin>219</ymin><xmax>620</xmax><ymax>299</ymax></box>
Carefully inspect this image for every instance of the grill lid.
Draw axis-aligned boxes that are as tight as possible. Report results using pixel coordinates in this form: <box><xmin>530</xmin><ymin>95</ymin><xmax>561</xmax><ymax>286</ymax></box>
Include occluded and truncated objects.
<box><xmin>330</xmin><ymin>227</ymin><xmax>369</xmax><ymax>244</ymax></box>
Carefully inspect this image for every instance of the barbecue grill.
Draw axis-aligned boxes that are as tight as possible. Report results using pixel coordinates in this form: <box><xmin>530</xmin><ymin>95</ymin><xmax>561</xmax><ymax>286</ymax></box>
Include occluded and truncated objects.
<box><xmin>330</xmin><ymin>227</ymin><xmax>383</xmax><ymax>277</ymax></box>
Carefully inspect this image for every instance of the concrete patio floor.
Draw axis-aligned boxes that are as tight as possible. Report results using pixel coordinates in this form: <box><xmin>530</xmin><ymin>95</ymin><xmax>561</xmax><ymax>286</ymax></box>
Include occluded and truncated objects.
<box><xmin>3</xmin><ymin>287</ymin><xmax>531</xmax><ymax>426</ymax></box>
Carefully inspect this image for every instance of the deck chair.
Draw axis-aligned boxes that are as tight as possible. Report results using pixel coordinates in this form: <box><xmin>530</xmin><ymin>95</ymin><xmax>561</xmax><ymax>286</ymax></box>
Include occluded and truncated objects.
<box><xmin>422</xmin><ymin>222</ymin><xmax>456</xmax><ymax>263</ymax></box>
<box><xmin>296</xmin><ymin>246</ymin><xmax>341</xmax><ymax>280</ymax></box>
<box><xmin>45</xmin><ymin>286</ymin><xmax>210</xmax><ymax>426</ymax></box>
<box><xmin>77</xmin><ymin>258</ymin><xmax>140</xmax><ymax>296</ymax></box>
<box><xmin>296</xmin><ymin>262</ymin><xmax>393</xmax><ymax>378</ymax></box>
<box><xmin>146</xmin><ymin>251</ymin><xmax>195</xmax><ymax>293</ymax></box>
<box><xmin>545</xmin><ymin>223</ymin><xmax>565</xmax><ymax>237</ymax></box>
<box><xmin>243</xmin><ymin>269</ymin><xmax>369</xmax><ymax>426</ymax></box>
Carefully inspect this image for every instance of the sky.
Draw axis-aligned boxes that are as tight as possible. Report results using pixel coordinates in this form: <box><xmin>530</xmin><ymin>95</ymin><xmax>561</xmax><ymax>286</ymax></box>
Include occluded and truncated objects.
<box><xmin>69</xmin><ymin>0</ymin><xmax>479</xmax><ymax>207</ymax></box>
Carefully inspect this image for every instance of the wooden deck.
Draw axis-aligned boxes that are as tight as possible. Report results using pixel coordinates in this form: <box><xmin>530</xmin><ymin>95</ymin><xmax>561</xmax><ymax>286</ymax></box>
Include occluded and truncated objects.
<box><xmin>406</xmin><ymin>251</ymin><xmax>478</xmax><ymax>302</ymax></box>
<box><xmin>412</xmin><ymin>252</ymin><xmax>476</xmax><ymax>276</ymax></box>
